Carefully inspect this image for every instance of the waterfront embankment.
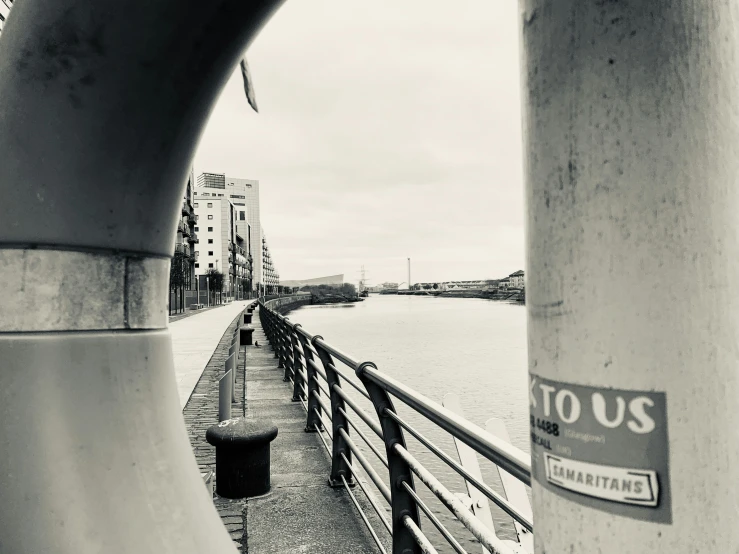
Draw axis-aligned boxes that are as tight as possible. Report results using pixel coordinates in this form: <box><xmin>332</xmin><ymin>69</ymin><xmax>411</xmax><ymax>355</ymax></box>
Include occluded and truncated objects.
<box><xmin>175</xmin><ymin>297</ymin><xmax>380</xmax><ymax>553</ymax></box>
<box><xmin>380</xmin><ymin>288</ymin><xmax>525</xmax><ymax>302</ymax></box>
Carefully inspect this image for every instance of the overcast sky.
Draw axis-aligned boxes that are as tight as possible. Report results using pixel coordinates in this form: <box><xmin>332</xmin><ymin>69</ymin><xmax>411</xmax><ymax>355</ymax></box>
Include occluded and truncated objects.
<box><xmin>195</xmin><ymin>1</ymin><xmax>524</xmax><ymax>286</ymax></box>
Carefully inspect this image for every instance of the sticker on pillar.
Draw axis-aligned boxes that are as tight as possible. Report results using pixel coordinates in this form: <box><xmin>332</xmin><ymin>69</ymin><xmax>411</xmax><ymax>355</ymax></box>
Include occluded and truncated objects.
<box><xmin>528</xmin><ymin>374</ymin><xmax>671</xmax><ymax>523</ymax></box>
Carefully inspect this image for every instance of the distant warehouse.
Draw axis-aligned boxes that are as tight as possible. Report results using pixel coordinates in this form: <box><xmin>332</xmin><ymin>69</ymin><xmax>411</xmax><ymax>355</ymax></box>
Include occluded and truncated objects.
<box><xmin>280</xmin><ymin>274</ymin><xmax>344</xmax><ymax>288</ymax></box>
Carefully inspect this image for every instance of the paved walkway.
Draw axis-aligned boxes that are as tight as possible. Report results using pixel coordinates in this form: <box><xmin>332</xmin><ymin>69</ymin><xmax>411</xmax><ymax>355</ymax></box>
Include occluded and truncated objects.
<box><xmin>179</xmin><ymin>304</ymin><xmax>382</xmax><ymax>553</ymax></box>
<box><xmin>170</xmin><ymin>300</ymin><xmax>250</xmax><ymax>408</ymax></box>
<box><xmin>243</xmin><ymin>308</ymin><xmax>382</xmax><ymax>553</ymax></box>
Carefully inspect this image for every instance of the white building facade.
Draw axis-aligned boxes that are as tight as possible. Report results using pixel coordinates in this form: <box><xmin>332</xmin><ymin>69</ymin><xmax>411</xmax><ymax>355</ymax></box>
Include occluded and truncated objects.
<box><xmin>225</xmin><ymin>177</ymin><xmax>262</xmax><ymax>290</ymax></box>
<box><xmin>509</xmin><ymin>270</ymin><xmax>525</xmax><ymax>289</ymax></box>
<box><xmin>261</xmin><ymin>228</ymin><xmax>280</xmax><ymax>294</ymax></box>
<box><xmin>193</xmin><ymin>177</ymin><xmax>253</xmax><ymax>299</ymax></box>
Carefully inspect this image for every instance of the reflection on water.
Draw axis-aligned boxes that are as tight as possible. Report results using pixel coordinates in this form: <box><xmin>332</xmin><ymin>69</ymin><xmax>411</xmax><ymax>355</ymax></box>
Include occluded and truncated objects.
<box><xmin>288</xmin><ymin>294</ymin><xmax>530</xmax><ymax>551</ymax></box>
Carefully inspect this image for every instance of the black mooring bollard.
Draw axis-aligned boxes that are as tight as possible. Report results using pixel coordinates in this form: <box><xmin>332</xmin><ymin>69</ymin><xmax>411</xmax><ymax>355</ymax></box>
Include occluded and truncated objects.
<box><xmin>205</xmin><ymin>418</ymin><xmax>278</xmax><ymax>499</ymax></box>
<box><xmin>243</xmin><ymin>312</ymin><xmax>253</xmax><ymax>325</ymax></box>
<box><xmin>240</xmin><ymin>325</ymin><xmax>254</xmax><ymax>345</ymax></box>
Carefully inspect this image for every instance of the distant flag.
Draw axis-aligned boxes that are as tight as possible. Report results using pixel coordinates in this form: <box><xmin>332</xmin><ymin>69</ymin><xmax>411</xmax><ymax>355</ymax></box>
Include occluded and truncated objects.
<box><xmin>240</xmin><ymin>57</ymin><xmax>258</xmax><ymax>113</ymax></box>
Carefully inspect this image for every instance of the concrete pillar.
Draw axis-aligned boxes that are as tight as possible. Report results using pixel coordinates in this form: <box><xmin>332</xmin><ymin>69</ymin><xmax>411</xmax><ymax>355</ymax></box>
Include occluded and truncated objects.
<box><xmin>521</xmin><ymin>1</ymin><xmax>739</xmax><ymax>552</ymax></box>
<box><xmin>0</xmin><ymin>0</ymin><xmax>284</xmax><ymax>552</ymax></box>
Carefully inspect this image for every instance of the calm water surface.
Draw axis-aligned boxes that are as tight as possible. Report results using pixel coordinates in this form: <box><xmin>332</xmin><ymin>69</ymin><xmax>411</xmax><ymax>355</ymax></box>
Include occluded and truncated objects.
<box><xmin>288</xmin><ymin>294</ymin><xmax>530</xmax><ymax>551</ymax></box>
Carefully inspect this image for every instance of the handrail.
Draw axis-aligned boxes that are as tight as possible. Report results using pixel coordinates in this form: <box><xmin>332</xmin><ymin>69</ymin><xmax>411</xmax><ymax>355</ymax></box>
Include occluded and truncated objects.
<box><xmin>258</xmin><ymin>297</ymin><xmax>529</xmax><ymax>554</ymax></box>
<box><xmin>364</xmin><ymin>366</ymin><xmax>531</xmax><ymax>486</ymax></box>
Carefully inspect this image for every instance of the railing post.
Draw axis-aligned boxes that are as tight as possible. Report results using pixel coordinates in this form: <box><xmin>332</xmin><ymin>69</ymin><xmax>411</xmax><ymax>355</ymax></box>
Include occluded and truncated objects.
<box><xmin>290</xmin><ymin>324</ymin><xmax>305</xmax><ymax>402</ymax></box>
<box><xmin>274</xmin><ymin>313</ymin><xmax>285</xmax><ymax>369</ymax></box>
<box><xmin>299</xmin><ymin>332</ymin><xmax>322</xmax><ymax>433</ymax></box>
<box><xmin>356</xmin><ymin>361</ymin><xmax>421</xmax><ymax>554</ymax></box>
<box><xmin>313</xmin><ymin>339</ymin><xmax>354</xmax><ymax>488</ymax></box>
<box><xmin>279</xmin><ymin>318</ymin><xmax>291</xmax><ymax>382</ymax></box>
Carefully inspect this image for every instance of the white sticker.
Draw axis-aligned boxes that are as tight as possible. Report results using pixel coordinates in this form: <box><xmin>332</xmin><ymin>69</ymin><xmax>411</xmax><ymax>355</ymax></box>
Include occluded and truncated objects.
<box><xmin>544</xmin><ymin>453</ymin><xmax>659</xmax><ymax>507</ymax></box>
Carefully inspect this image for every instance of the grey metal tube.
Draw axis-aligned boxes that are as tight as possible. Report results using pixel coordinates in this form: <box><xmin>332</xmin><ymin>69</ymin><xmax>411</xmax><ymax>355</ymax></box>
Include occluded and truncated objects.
<box><xmin>401</xmin><ymin>481</ymin><xmax>468</xmax><ymax>554</ymax></box>
<box><xmin>338</xmin><ymin>428</ymin><xmax>392</xmax><ymax>504</ymax></box>
<box><xmin>402</xmin><ymin>516</ymin><xmax>439</xmax><ymax>554</ymax></box>
<box><xmin>219</xmin><ymin>371</ymin><xmax>233</xmax><ymax>422</ymax></box>
<box><xmin>313</xmin><ymin>409</ymin><xmax>333</xmax><ymax>441</ymax></box>
<box><xmin>393</xmin><ymin>444</ymin><xmax>516</xmax><ymax>554</ymax></box>
<box><xmin>384</xmin><ymin>409</ymin><xmax>532</xmax><ymax>531</ymax></box>
<box><xmin>328</xmin><ymin>362</ymin><xmax>372</xmax><ymax>400</ymax></box>
<box><xmin>312</xmin><ymin>389</ymin><xmax>332</xmax><ymax>418</ymax></box>
<box><xmin>341</xmin><ymin>475</ymin><xmax>389</xmax><ymax>554</ymax></box>
<box><xmin>339</xmin><ymin>453</ymin><xmax>392</xmax><ymax>535</ymax></box>
<box><xmin>332</xmin><ymin>384</ymin><xmax>383</xmax><ymax>439</ymax></box>
<box><xmin>365</xmin><ymin>366</ymin><xmax>531</xmax><ymax>485</ymax></box>
<box><xmin>314</xmin><ymin>421</ymin><xmax>332</xmax><ymax>454</ymax></box>
<box><xmin>308</xmin><ymin>358</ymin><xmax>329</xmax><ymax>381</ymax></box>
<box><xmin>339</xmin><ymin>406</ymin><xmax>389</xmax><ymax>468</ymax></box>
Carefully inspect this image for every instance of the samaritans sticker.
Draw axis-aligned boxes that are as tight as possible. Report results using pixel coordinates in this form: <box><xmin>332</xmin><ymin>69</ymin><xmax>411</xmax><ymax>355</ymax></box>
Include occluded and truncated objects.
<box><xmin>529</xmin><ymin>374</ymin><xmax>671</xmax><ymax>523</ymax></box>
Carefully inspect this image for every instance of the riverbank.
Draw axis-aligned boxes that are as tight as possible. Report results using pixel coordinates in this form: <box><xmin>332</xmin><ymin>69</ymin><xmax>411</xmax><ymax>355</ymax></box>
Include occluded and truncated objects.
<box><xmin>310</xmin><ymin>293</ymin><xmax>364</xmax><ymax>305</ymax></box>
<box><xmin>378</xmin><ymin>289</ymin><xmax>525</xmax><ymax>303</ymax></box>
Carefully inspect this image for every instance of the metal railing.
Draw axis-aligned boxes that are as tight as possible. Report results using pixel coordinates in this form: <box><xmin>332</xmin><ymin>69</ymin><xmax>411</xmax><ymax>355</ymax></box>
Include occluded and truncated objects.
<box><xmin>258</xmin><ymin>298</ymin><xmax>533</xmax><ymax>554</ymax></box>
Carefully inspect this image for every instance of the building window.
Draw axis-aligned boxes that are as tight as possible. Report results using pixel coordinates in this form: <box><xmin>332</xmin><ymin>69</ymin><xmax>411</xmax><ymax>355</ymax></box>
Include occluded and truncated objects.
<box><xmin>231</xmin><ymin>194</ymin><xmax>245</xmax><ymax>199</ymax></box>
<box><xmin>208</xmin><ymin>227</ymin><xmax>213</xmax><ymax>232</ymax></box>
<box><xmin>207</xmin><ymin>215</ymin><xmax>213</xmax><ymax>220</ymax></box>
<box><xmin>218</xmin><ymin>194</ymin><xmax>224</xmax><ymax>197</ymax></box>
<box><xmin>193</xmin><ymin>203</ymin><xmax>198</xmax><ymax>207</ymax></box>
<box><xmin>207</xmin><ymin>203</ymin><xmax>213</xmax><ymax>208</ymax></box>
<box><xmin>208</xmin><ymin>263</ymin><xmax>213</xmax><ymax>268</ymax></box>
<box><xmin>208</xmin><ymin>239</ymin><xmax>213</xmax><ymax>244</ymax></box>
<box><xmin>208</xmin><ymin>251</ymin><xmax>214</xmax><ymax>256</ymax></box>
<box><xmin>195</xmin><ymin>263</ymin><xmax>199</xmax><ymax>268</ymax></box>
<box><xmin>194</xmin><ymin>226</ymin><xmax>199</xmax><ymax>231</ymax></box>
<box><xmin>239</xmin><ymin>211</ymin><xmax>245</xmax><ymax>221</ymax></box>
<box><xmin>233</xmin><ymin>202</ymin><xmax>245</xmax><ymax>206</ymax></box>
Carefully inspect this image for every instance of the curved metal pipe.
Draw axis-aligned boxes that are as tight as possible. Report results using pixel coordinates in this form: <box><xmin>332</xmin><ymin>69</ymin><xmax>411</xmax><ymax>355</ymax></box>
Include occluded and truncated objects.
<box><xmin>0</xmin><ymin>0</ymin><xmax>285</xmax><ymax>552</ymax></box>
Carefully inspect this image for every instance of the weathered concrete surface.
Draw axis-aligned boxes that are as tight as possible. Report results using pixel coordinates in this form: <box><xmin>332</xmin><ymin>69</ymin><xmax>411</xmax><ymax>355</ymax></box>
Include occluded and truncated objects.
<box><xmin>0</xmin><ymin>249</ymin><xmax>169</xmax><ymax>332</ymax></box>
<box><xmin>244</xmin><ymin>311</ymin><xmax>384</xmax><ymax>554</ymax></box>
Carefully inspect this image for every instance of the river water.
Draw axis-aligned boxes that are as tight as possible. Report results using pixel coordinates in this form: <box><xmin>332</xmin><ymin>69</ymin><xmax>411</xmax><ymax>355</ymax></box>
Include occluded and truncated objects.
<box><xmin>287</xmin><ymin>294</ymin><xmax>530</xmax><ymax>551</ymax></box>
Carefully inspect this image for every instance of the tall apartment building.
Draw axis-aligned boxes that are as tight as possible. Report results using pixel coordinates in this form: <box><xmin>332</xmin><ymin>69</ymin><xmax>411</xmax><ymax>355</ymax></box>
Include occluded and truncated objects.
<box><xmin>169</xmin><ymin>168</ymin><xmax>199</xmax><ymax>311</ymax></box>
<box><xmin>261</xmin><ymin>228</ymin><xmax>280</xmax><ymax>294</ymax></box>
<box><xmin>196</xmin><ymin>172</ymin><xmax>280</xmax><ymax>296</ymax></box>
<box><xmin>224</xmin><ymin>177</ymin><xmax>262</xmax><ymax>289</ymax></box>
<box><xmin>192</xmin><ymin>178</ymin><xmax>252</xmax><ymax>299</ymax></box>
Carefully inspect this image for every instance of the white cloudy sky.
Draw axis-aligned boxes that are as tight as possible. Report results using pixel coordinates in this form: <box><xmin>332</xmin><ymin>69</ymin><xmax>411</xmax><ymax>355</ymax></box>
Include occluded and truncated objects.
<box><xmin>194</xmin><ymin>1</ymin><xmax>525</xmax><ymax>286</ymax></box>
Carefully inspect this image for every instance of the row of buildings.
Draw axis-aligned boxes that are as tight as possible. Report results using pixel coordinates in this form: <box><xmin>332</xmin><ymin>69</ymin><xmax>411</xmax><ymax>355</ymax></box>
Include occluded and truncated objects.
<box><xmin>170</xmin><ymin>170</ymin><xmax>281</xmax><ymax>311</ymax></box>
<box><xmin>382</xmin><ymin>270</ymin><xmax>525</xmax><ymax>293</ymax></box>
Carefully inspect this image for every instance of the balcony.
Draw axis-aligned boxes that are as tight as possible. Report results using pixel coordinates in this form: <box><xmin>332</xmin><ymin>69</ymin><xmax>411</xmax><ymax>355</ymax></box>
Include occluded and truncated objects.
<box><xmin>177</xmin><ymin>220</ymin><xmax>186</xmax><ymax>234</ymax></box>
